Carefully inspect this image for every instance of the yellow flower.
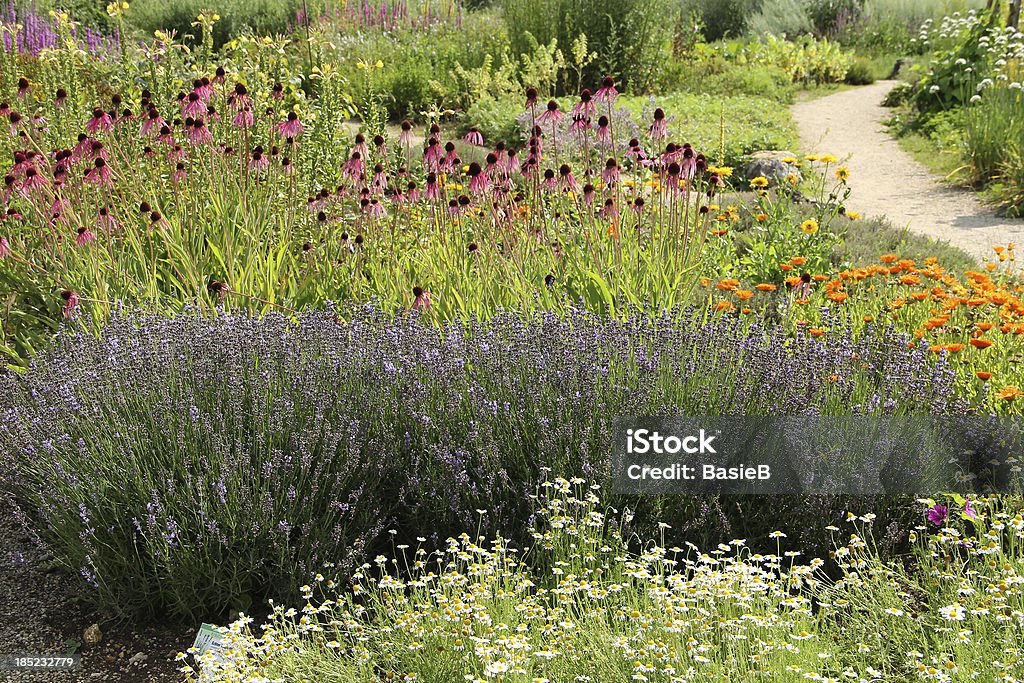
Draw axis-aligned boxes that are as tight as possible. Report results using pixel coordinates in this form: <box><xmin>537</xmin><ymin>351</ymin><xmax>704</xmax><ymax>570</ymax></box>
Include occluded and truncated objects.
<box><xmin>800</xmin><ymin>218</ymin><xmax>819</xmax><ymax>234</ymax></box>
<box><xmin>750</xmin><ymin>176</ymin><xmax>769</xmax><ymax>188</ymax></box>
<box><xmin>818</xmin><ymin>153</ymin><xmax>838</xmax><ymax>164</ymax></box>
<box><xmin>781</xmin><ymin>156</ymin><xmax>799</xmax><ymax>164</ymax></box>
<box><xmin>835</xmin><ymin>166</ymin><xmax>850</xmax><ymax>181</ymax></box>
<box><xmin>106</xmin><ymin>1</ymin><xmax>129</xmax><ymax>17</ymax></box>
<box><xmin>846</xmin><ymin>210</ymin><xmax>861</xmax><ymax>220</ymax></box>
<box><xmin>804</xmin><ymin>154</ymin><xmax>820</xmax><ymax>162</ymax></box>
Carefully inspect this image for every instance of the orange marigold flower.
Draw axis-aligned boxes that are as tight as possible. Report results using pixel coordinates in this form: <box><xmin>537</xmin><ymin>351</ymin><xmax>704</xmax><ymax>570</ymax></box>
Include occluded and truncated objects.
<box><xmin>996</xmin><ymin>385</ymin><xmax>1021</xmax><ymax>400</ymax></box>
<box><xmin>986</xmin><ymin>263</ymin><xmax>998</xmax><ymax>272</ymax></box>
<box><xmin>944</xmin><ymin>343</ymin><xmax>966</xmax><ymax>353</ymax></box>
<box><xmin>976</xmin><ymin>371</ymin><xmax>993</xmax><ymax>381</ymax></box>
<box><xmin>711</xmin><ymin>229</ymin><xmax>729</xmax><ymax>236</ymax></box>
<box><xmin>716</xmin><ymin>300</ymin><xmax>735</xmax><ymax>312</ymax></box>
<box><xmin>716</xmin><ymin>278</ymin><xmax>740</xmax><ymax>291</ymax></box>
<box><xmin>970</xmin><ymin>338</ymin><xmax>993</xmax><ymax>349</ymax></box>
<box><xmin>785</xmin><ymin>276</ymin><xmax>801</xmax><ymax>287</ymax></box>
<box><xmin>790</xmin><ymin>256</ymin><xmax>807</xmax><ymax>266</ymax></box>
<box><xmin>827</xmin><ymin>292</ymin><xmax>849</xmax><ymax>303</ymax></box>
<box><xmin>756</xmin><ymin>213</ymin><xmax>770</xmax><ymax>222</ymax></box>
<box><xmin>780</xmin><ymin>263</ymin><xmax>794</xmax><ymax>272</ymax></box>
<box><xmin>880</xmin><ymin>254</ymin><xmax>898</xmax><ymax>263</ymax></box>
<box><xmin>977</xmin><ymin>322</ymin><xmax>994</xmax><ymax>331</ymax></box>
<box><xmin>966</xmin><ymin>297</ymin><xmax>989</xmax><ymax>307</ymax></box>
<box><xmin>909</xmin><ymin>291</ymin><xmax>928</xmax><ymax>301</ymax></box>
<box><xmin>735</xmin><ymin>289</ymin><xmax>755</xmax><ymax>300</ymax></box>
<box><xmin>755</xmin><ymin>283</ymin><xmax>777</xmax><ymax>292</ymax></box>
<box><xmin>924</xmin><ymin>257</ymin><xmax>938</xmax><ymax>265</ymax></box>
<box><xmin>890</xmin><ymin>298</ymin><xmax>907</xmax><ymax>310</ymax></box>
<box><xmin>929</xmin><ymin>344</ymin><xmax>943</xmax><ymax>353</ymax></box>
<box><xmin>795</xmin><ymin>298</ymin><xmax>810</xmax><ymax>305</ymax></box>
<box><xmin>741</xmin><ymin>307</ymin><xmax>753</xmax><ymax>314</ymax></box>
<box><xmin>994</xmin><ymin>245</ymin><xmax>1006</xmax><ymax>254</ymax></box>
<box><xmin>813</xmin><ymin>274</ymin><xmax>829</xmax><ymax>282</ymax></box>
<box><xmin>700</xmin><ymin>277</ymin><xmax>711</xmax><ymax>287</ymax></box>
<box><xmin>809</xmin><ymin>328</ymin><xmax>825</xmax><ymax>337</ymax></box>
<box><xmin>863</xmin><ymin>315</ymin><xmax>874</xmax><ymax>322</ymax></box>
<box><xmin>899</xmin><ymin>274</ymin><xmax>921</xmax><ymax>285</ymax></box>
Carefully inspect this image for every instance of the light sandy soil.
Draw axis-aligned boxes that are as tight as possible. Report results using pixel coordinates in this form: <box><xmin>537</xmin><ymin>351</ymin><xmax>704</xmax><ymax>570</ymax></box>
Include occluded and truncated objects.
<box><xmin>792</xmin><ymin>80</ymin><xmax>1024</xmax><ymax>262</ymax></box>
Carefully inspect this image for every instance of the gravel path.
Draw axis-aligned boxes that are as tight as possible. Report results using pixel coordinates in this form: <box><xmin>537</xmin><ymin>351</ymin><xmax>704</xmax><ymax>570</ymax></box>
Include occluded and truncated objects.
<box><xmin>792</xmin><ymin>80</ymin><xmax>1024</xmax><ymax>261</ymax></box>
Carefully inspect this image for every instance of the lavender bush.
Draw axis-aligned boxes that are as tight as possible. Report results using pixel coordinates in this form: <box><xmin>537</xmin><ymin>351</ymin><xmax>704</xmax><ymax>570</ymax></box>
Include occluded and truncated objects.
<box><xmin>1</xmin><ymin>3</ymin><xmax>120</xmax><ymax>57</ymax></box>
<box><xmin>0</xmin><ymin>305</ymin><xmax>965</xmax><ymax>620</ymax></box>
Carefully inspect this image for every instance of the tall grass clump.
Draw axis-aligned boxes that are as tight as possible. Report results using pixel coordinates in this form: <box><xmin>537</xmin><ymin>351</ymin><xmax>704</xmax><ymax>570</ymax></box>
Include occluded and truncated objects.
<box><xmin>0</xmin><ymin>305</ymin><xmax>967</xmax><ymax>620</ymax></box>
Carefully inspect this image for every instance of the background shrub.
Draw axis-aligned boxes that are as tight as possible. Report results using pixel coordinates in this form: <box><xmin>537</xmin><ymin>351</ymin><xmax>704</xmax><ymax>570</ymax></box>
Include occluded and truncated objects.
<box><xmin>125</xmin><ymin>0</ymin><xmax>300</xmax><ymax>48</ymax></box>
<box><xmin>845</xmin><ymin>56</ymin><xmax>877</xmax><ymax>84</ymax></box>
<box><xmin>500</xmin><ymin>0</ymin><xmax>671</xmax><ymax>93</ymax></box>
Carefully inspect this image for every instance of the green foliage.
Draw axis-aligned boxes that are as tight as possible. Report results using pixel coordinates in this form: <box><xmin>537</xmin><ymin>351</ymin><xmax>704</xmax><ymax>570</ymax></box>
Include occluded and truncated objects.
<box><xmin>683</xmin><ymin>0</ymin><xmax>761</xmax><ymax>41</ymax></box>
<box><xmin>729</xmin><ymin>34</ymin><xmax>856</xmax><ymax>85</ymax></box>
<box><xmin>125</xmin><ymin>0</ymin><xmax>300</xmax><ymax>49</ymax></box>
<box><xmin>463</xmin><ymin>95</ymin><xmax>523</xmax><ymax>144</ymax></box>
<box><xmin>845</xmin><ymin>56</ymin><xmax>877</xmax><ymax>84</ymax></box>
<box><xmin>806</xmin><ymin>0</ymin><xmax>865</xmax><ymax>36</ymax></box>
<box><xmin>747</xmin><ymin>0</ymin><xmax>813</xmax><ymax>38</ymax></box>
<box><xmin>501</xmin><ymin>0</ymin><xmax>671</xmax><ymax>93</ymax></box>
<box><xmin>702</xmin><ymin>64</ymin><xmax>796</xmax><ymax>102</ymax></box>
<box><xmin>833</xmin><ymin>214</ymin><xmax>978</xmax><ymax>270</ymax></box>
<box><xmin>618</xmin><ymin>93</ymin><xmax>799</xmax><ymax>169</ymax></box>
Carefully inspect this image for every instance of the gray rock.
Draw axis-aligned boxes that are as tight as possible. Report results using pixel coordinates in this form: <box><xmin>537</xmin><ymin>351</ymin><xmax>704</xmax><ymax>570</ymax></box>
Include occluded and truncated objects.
<box><xmin>744</xmin><ymin>151</ymin><xmax>801</xmax><ymax>185</ymax></box>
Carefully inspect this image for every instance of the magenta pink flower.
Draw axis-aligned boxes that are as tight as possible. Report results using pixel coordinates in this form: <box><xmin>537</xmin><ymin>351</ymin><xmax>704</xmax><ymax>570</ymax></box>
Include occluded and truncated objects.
<box><xmin>140</xmin><ymin>109</ymin><xmax>166</xmax><ymax>137</ymax></box>
<box><xmin>464</xmin><ymin>127</ymin><xmax>484</xmax><ymax>146</ymax></box>
<box><xmin>927</xmin><ymin>503</ymin><xmax>948</xmax><ymax>525</ymax></box>
<box><xmin>20</xmin><ymin>167</ymin><xmax>48</xmax><ymax>194</ymax></box>
<box><xmin>468</xmin><ymin>163</ymin><xmax>489</xmax><ymax>196</ymax></box>
<box><xmin>230</xmin><ymin>83</ymin><xmax>251</xmax><ymax>110</ymax></box>
<box><xmin>366</xmin><ymin>198</ymin><xmax>386</xmax><ymax>218</ymax></box>
<box><xmin>276</xmin><ymin>111</ymin><xmax>304</xmax><ymax>138</ymax></box>
<box><xmin>85</xmin><ymin>108</ymin><xmax>113</xmax><ymax>135</ymax></box>
<box><xmin>594</xmin><ymin>76</ymin><xmax>618</xmax><ymax>103</ymax></box>
<box><xmin>399</xmin><ymin>120</ymin><xmax>414</xmax><ymax>147</ymax></box>
<box><xmin>0</xmin><ymin>235</ymin><xmax>10</xmax><ymax>258</ymax></box>
<box><xmin>96</xmin><ymin>207</ymin><xmax>119</xmax><ymax>233</ymax></box>
<box><xmin>343</xmin><ymin>152</ymin><xmax>364</xmax><ymax>182</ymax></box>
<box><xmin>412</xmin><ymin>286</ymin><xmax>431</xmax><ymax>311</ymax></box>
<box><xmin>85</xmin><ymin>158</ymin><xmax>112</xmax><ymax>186</ymax></box>
<box><xmin>182</xmin><ymin>92</ymin><xmax>206</xmax><ymax>118</ymax></box>
<box><xmin>537</xmin><ymin>100</ymin><xmax>564</xmax><ymax>125</ymax></box>
<box><xmin>75</xmin><ymin>226</ymin><xmax>96</xmax><ymax>246</ymax></box>
<box><xmin>648</xmin><ymin>108</ymin><xmax>667</xmax><ymax>141</ymax></box>
<box><xmin>249</xmin><ymin>149</ymin><xmax>269</xmax><ymax>172</ymax></box>
<box><xmin>572</xmin><ymin>89</ymin><xmax>595</xmax><ymax>119</ymax></box>
<box><xmin>172</xmin><ymin>162</ymin><xmax>187</xmax><ymax>183</ymax></box>
<box><xmin>425</xmin><ymin>172</ymin><xmax>440</xmax><ymax>201</ymax></box>
<box><xmin>602</xmin><ymin>158</ymin><xmax>619</xmax><ymax>187</ymax></box>
<box><xmin>964</xmin><ymin>498</ymin><xmax>978</xmax><ymax>520</ymax></box>
<box><xmin>233</xmin><ymin>108</ymin><xmax>254</xmax><ymax>129</ymax></box>
<box><xmin>570</xmin><ymin>114</ymin><xmax>590</xmax><ymax>135</ymax></box>
<box><xmin>596</xmin><ymin>115</ymin><xmax>611</xmax><ymax>145</ymax></box>
<box><xmin>600</xmin><ymin>197</ymin><xmax>618</xmax><ymax>220</ymax></box>
<box><xmin>187</xmin><ymin>119</ymin><xmax>213</xmax><ymax>146</ymax></box>
<box><xmin>60</xmin><ymin>290</ymin><xmax>79</xmax><ymax>318</ymax></box>
<box><xmin>558</xmin><ymin>164</ymin><xmax>579</xmax><ymax>193</ymax></box>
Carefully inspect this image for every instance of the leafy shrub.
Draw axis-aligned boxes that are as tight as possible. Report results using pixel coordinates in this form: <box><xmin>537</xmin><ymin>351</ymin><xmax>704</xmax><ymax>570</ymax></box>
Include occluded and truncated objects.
<box><xmin>729</xmin><ymin>34</ymin><xmax>856</xmax><ymax>85</ymax></box>
<box><xmin>748</xmin><ymin>0</ymin><xmax>814</xmax><ymax>38</ymax></box>
<box><xmin>806</xmin><ymin>0</ymin><xmax>865</xmax><ymax>37</ymax></box>
<box><xmin>845</xmin><ymin>56</ymin><xmax>877</xmax><ymax>84</ymax></box>
<box><xmin>501</xmin><ymin>0</ymin><xmax>671</xmax><ymax>93</ymax></box>
<box><xmin>463</xmin><ymin>95</ymin><xmax>523</xmax><ymax>144</ymax></box>
<box><xmin>683</xmin><ymin>0</ymin><xmax>760</xmax><ymax>41</ymax></box>
<box><xmin>125</xmin><ymin>0</ymin><xmax>299</xmax><ymax>49</ymax></box>
<box><xmin>0</xmin><ymin>306</ymin><xmax>964</xmax><ymax>619</ymax></box>
<box><xmin>702</xmin><ymin>64</ymin><xmax>796</xmax><ymax>102</ymax></box>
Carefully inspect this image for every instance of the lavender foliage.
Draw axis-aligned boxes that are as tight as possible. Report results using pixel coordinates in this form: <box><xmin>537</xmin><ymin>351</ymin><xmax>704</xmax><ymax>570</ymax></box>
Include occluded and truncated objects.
<box><xmin>0</xmin><ymin>306</ymin><xmax>964</xmax><ymax>620</ymax></box>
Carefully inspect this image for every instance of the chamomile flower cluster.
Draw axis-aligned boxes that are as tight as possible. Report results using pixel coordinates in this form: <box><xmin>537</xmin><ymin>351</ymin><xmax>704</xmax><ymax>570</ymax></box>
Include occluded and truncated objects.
<box><xmin>183</xmin><ymin>481</ymin><xmax>1024</xmax><ymax>683</ymax></box>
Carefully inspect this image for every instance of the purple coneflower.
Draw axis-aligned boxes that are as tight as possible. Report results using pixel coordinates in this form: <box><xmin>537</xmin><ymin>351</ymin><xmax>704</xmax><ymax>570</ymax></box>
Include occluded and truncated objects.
<box><xmin>231</xmin><ymin>83</ymin><xmax>251</xmax><ymax>110</ymax></box>
<box><xmin>233</xmin><ymin>107</ymin><xmax>254</xmax><ymax>129</ymax></box>
<box><xmin>187</xmin><ymin>119</ymin><xmax>213</xmax><ymax>146</ymax></box>
<box><xmin>412</xmin><ymin>286</ymin><xmax>431</xmax><ymax>311</ymax></box>
<box><xmin>249</xmin><ymin>148</ymin><xmax>268</xmax><ymax>172</ymax></box>
<box><xmin>343</xmin><ymin>152</ymin><xmax>364</xmax><ymax>182</ymax></box>
<box><xmin>524</xmin><ymin>87</ymin><xmax>538</xmax><ymax>110</ymax></box>
<box><xmin>276</xmin><ymin>111</ymin><xmax>304</xmax><ymax>138</ymax></box>
<box><xmin>21</xmin><ymin>167</ymin><xmax>47</xmax><ymax>194</ymax></box>
<box><xmin>583</xmin><ymin>183</ymin><xmax>596</xmax><ymax>205</ymax></box>
<box><xmin>172</xmin><ymin>161</ymin><xmax>187</xmax><ymax>183</ymax></box>
<box><xmin>464</xmin><ymin>127</ymin><xmax>483</xmax><ymax>146</ymax></box>
<box><xmin>467</xmin><ymin>162</ymin><xmax>489</xmax><ymax>195</ymax></box>
<box><xmin>399</xmin><ymin>120</ymin><xmax>414</xmax><ymax>147</ymax></box>
<box><xmin>182</xmin><ymin>92</ymin><xmax>205</xmax><ymax>117</ymax></box>
<box><xmin>371</xmin><ymin>164</ymin><xmax>388</xmax><ymax>194</ymax></box>
<box><xmin>596</xmin><ymin>115</ymin><xmax>611</xmax><ymax>145</ymax></box>
<box><xmin>366</xmin><ymin>198</ymin><xmax>386</xmax><ymax>218</ymax></box>
<box><xmin>963</xmin><ymin>497</ymin><xmax>978</xmax><ymax>520</ymax></box>
<box><xmin>16</xmin><ymin>78</ymin><xmax>29</xmax><ymax>99</ymax></box>
<box><xmin>572</xmin><ymin>89</ymin><xmax>595</xmax><ymax>118</ymax></box>
<box><xmin>75</xmin><ymin>225</ymin><xmax>96</xmax><ymax>247</ymax></box>
<box><xmin>602</xmin><ymin>157</ymin><xmax>619</xmax><ymax>187</ymax></box>
<box><xmin>271</xmin><ymin>82</ymin><xmax>284</xmax><ymax>100</ymax></box>
<box><xmin>601</xmin><ymin>197</ymin><xmax>617</xmax><ymax>220</ymax></box>
<box><xmin>85</xmin><ymin>108</ymin><xmax>113</xmax><ymax>135</ymax></box>
<box><xmin>96</xmin><ymin>207</ymin><xmax>118</xmax><ymax>233</ymax></box>
<box><xmin>543</xmin><ymin>168</ymin><xmax>557</xmax><ymax>191</ymax></box>
<box><xmin>60</xmin><ymin>290</ymin><xmax>79</xmax><ymax>318</ymax></box>
<box><xmin>140</xmin><ymin>109</ymin><xmax>165</xmax><ymax>137</ymax></box>
<box><xmin>0</xmin><ymin>235</ymin><xmax>10</xmax><ymax>258</ymax></box>
<box><xmin>537</xmin><ymin>100</ymin><xmax>563</xmax><ymax>125</ymax></box>
<box><xmin>595</xmin><ymin>76</ymin><xmax>618</xmax><ymax>103</ymax></box>
<box><xmin>648</xmin><ymin>107</ymin><xmax>667</xmax><ymax>141</ymax></box>
<box><xmin>425</xmin><ymin>172</ymin><xmax>440</xmax><ymax>200</ymax></box>
<box><xmin>54</xmin><ymin>88</ymin><xmax>67</xmax><ymax>108</ymax></box>
<box><xmin>558</xmin><ymin>164</ymin><xmax>579</xmax><ymax>193</ymax></box>
<box><xmin>85</xmin><ymin>158</ymin><xmax>112</xmax><ymax>186</ymax></box>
